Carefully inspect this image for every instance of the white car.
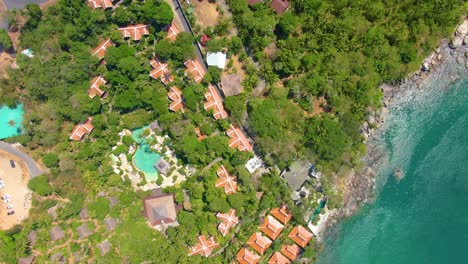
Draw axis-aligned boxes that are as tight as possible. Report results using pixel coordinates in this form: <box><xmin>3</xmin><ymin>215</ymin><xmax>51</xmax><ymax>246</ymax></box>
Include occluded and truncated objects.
<box><xmin>1</xmin><ymin>195</ymin><xmax>10</xmax><ymax>200</ymax></box>
<box><xmin>6</xmin><ymin>205</ymin><xmax>13</xmax><ymax>209</ymax></box>
<box><xmin>3</xmin><ymin>199</ymin><xmax>10</xmax><ymax>204</ymax></box>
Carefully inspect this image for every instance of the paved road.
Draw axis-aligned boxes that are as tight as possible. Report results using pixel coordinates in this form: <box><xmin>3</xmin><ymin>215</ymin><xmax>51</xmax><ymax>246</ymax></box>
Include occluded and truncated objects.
<box><xmin>0</xmin><ymin>141</ymin><xmax>44</xmax><ymax>178</ymax></box>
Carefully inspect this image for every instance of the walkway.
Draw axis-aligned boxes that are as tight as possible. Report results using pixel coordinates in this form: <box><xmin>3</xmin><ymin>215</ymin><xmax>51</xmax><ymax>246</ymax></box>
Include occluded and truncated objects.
<box><xmin>0</xmin><ymin>141</ymin><xmax>44</xmax><ymax>178</ymax></box>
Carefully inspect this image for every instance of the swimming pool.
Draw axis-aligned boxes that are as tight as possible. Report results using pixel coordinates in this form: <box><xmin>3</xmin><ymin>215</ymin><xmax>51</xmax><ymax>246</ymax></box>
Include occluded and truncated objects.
<box><xmin>0</xmin><ymin>104</ymin><xmax>24</xmax><ymax>140</ymax></box>
<box><xmin>132</xmin><ymin>127</ymin><xmax>161</xmax><ymax>183</ymax></box>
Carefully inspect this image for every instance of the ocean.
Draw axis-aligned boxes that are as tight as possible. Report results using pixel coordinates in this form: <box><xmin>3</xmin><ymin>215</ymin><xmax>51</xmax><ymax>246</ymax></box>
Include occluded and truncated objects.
<box><xmin>317</xmin><ymin>60</ymin><xmax>468</xmax><ymax>263</ymax></box>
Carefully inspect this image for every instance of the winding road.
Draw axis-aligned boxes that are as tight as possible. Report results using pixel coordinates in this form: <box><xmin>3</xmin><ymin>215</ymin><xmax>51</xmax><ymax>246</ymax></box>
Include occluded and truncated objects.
<box><xmin>0</xmin><ymin>141</ymin><xmax>44</xmax><ymax>178</ymax></box>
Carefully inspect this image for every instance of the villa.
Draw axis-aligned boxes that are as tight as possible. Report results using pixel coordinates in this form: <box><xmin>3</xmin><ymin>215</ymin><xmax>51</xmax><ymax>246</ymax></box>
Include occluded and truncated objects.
<box><xmin>269</xmin><ymin>0</ymin><xmax>290</xmax><ymax>14</ymax></box>
<box><xmin>216</xmin><ymin>209</ymin><xmax>239</xmax><ymax>236</ymax></box>
<box><xmin>70</xmin><ymin>117</ymin><xmax>94</xmax><ymax>141</ymax></box>
<box><xmin>89</xmin><ymin>75</ymin><xmax>108</xmax><ymax>99</ymax></box>
<box><xmin>92</xmin><ymin>39</ymin><xmax>113</xmax><ymax>61</ymax></box>
<box><xmin>288</xmin><ymin>226</ymin><xmax>314</xmax><ymax>248</ymax></box>
<box><xmin>142</xmin><ymin>189</ymin><xmax>178</xmax><ymax>228</ymax></box>
<box><xmin>165</xmin><ymin>22</ymin><xmax>180</xmax><ymax>42</ymax></box>
<box><xmin>204</xmin><ymin>85</ymin><xmax>227</xmax><ymax>120</ymax></box>
<box><xmin>259</xmin><ymin>215</ymin><xmax>284</xmax><ymax>240</ymax></box>
<box><xmin>150</xmin><ymin>58</ymin><xmax>173</xmax><ymax>85</ymax></box>
<box><xmin>119</xmin><ymin>24</ymin><xmax>149</xmax><ymax>41</ymax></box>
<box><xmin>268</xmin><ymin>252</ymin><xmax>291</xmax><ymax>264</ymax></box>
<box><xmin>237</xmin><ymin>247</ymin><xmax>260</xmax><ymax>264</ymax></box>
<box><xmin>226</xmin><ymin>124</ymin><xmax>253</xmax><ymax>152</ymax></box>
<box><xmin>215</xmin><ymin>165</ymin><xmax>237</xmax><ymax>195</ymax></box>
<box><xmin>88</xmin><ymin>0</ymin><xmax>113</xmax><ymax>9</ymax></box>
<box><xmin>270</xmin><ymin>205</ymin><xmax>293</xmax><ymax>224</ymax></box>
<box><xmin>280</xmin><ymin>244</ymin><xmax>301</xmax><ymax>261</ymax></box>
<box><xmin>247</xmin><ymin>232</ymin><xmax>272</xmax><ymax>255</ymax></box>
<box><xmin>188</xmin><ymin>235</ymin><xmax>219</xmax><ymax>257</ymax></box>
<box><xmin>168</xmin><ymin>86</ymin><xmax>183</xmax><ymax>112</ymax></box>
<box><xmin>184</xmin><ymin>59</ymin><xmax>206</xmax><ymax>83</ymax></box>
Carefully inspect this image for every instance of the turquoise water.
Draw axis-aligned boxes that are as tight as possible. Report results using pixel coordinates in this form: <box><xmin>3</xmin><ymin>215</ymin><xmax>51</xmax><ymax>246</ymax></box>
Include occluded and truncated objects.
<box><xmin>0</xmin><ymin>104</ymin><xmax>24</xmax><ymax>139</ymax></box>
<box><xmin>318</xmin><ymin>76</ymin><xmax>468</xmax><ymax>263</ymax></box>
<box><xmin>132</xmin><ymin>127</ymin><xmax>161</xmax><ymax>182</ymax></box>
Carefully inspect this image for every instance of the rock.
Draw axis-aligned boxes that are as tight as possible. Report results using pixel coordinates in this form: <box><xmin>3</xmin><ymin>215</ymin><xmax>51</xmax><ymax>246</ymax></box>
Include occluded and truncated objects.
<box><xmin>457</xmin><ymin>56</ymin><xmax>465</xmax><ymax>65</ymax></box>
<box><xmin>435</xmin><ymin>47</ymin><xmax>441</xmax><ymax>54</ymax></box>
<box><xmin>456</xmin><ymin>20</ymin><xmax>468</xmax><ymax>35</ymax></box>
<box><xmin>437</xmin><ymin>54</ymin><xmax>442</xmax><ymax>60</ymax></box>
<box><xmin>422</xmin><ymin>62</ymin><xmax>430</xmax><ymax>71</ymax></box>
<box><xmin>450</xmin><ymin>38</ymin><xmax>460</xmax><ymax>49</ymax></box>
<box><xmin>394</xmin><ymin>168</ymin><xmax>404</xmax><ymax>181</ymax></box>
<box><xmin>464</xmin><ymin>35</ymin><xmax>468</xmax><ymax>45</ymax></box>
<box><xmin>466</xmin><ymin>60</ymin><xmax>468</xmax><ymax>68</ymax></box>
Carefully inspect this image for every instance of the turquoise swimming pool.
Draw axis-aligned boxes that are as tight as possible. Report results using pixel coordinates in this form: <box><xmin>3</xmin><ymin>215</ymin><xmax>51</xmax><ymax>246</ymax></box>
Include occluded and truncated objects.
<box><xmin>132</xmin><ymin>126</ymin><xmax>161</xmax><ymax>182</ymax></box>
<box><xmin>0</xmin><ymin>104</ymin><xmax>24</xmax><ymax>139</ymax></box>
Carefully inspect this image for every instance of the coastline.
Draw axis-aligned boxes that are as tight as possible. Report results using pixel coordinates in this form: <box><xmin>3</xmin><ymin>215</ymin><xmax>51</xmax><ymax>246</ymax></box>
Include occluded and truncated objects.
<box><xmin>317</xmin><ymin>18</ymin><xmax>468</xmax><ymax>239</ymax></box>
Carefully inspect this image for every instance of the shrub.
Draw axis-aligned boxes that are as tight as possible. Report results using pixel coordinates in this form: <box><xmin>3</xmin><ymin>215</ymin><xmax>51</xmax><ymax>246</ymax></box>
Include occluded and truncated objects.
<box><xmin>42</xmin><ymin>153</ymin><xmax>59</xmax><ymax>168</ymax></box>
<box><xmin>113</xmin><ymin>144</ymin><xmax>129</xmax><ymax>156</ymax></box>
<box><xmin>28</xmin><ymin>175</ymin><xmax>52</xmax><ymax>196</ymax></box>
<box><xmin>122</xmin><ymin>135</ymin><xmax>135</xmax><ymax>146</ymax></box>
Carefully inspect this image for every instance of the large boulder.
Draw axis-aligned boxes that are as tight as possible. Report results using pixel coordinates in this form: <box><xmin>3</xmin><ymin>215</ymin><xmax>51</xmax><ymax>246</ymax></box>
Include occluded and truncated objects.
<box><xmin>456</xmin><ymin>20</ymin><xmax>468</xmax><ymax>35</ymax></box>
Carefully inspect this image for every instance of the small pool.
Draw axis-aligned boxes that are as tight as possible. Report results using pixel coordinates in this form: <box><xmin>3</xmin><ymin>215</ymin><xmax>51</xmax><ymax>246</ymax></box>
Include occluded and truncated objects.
<box><xmin>0</xmin><ymin>104</ymin><xmax>24</xmax><ymax>139</ymax></box>
<box><xmin>132</xmin><ymin>126</ymin><xmax>161</xmax><ymax>183</ymax></box>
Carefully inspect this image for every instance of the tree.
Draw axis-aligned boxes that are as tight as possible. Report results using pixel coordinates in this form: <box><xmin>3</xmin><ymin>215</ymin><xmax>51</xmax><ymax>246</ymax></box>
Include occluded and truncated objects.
<box><xmin>42</xmin><ymin>153</ymin><xmax>59</xmax><ymax>168</ymax></box>
<box><xmin>24</xmin><ymin>3</ymin><xmax>42</xmax><ymax>30</ymax></box>
<box><xmin>305</xmin><ymin>116</ymin><xmax>348</xmax><ymax>162</ymax></box>
<box><xmin>28</xmin><ymin>175</ymin><xmax>52</xmax><ymax>196</ymax></box>
<box><xmin>208</xmin><ymin>67</ymin><xmax>222</xmax><ymax>83</ymax></box>
<box><xmin>0</xmin><ymin>29</ymin><xmax>13</xmax><ymax>51</ymax></box>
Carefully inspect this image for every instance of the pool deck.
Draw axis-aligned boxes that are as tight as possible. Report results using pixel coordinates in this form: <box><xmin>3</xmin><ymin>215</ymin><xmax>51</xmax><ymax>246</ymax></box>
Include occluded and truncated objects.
<box><xmin>0</xmin><ymin>141</ymin><xmax>44</xmax><ymax>178</ymax></box>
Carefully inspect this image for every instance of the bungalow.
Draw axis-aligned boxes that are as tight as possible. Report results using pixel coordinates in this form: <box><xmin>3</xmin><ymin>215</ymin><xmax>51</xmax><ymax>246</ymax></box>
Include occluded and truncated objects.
<box><xmin>268</xmin><ymin>252</ymin><xmax>291</xmax><ymax>264</ymax></box>
<box><xmin>108</xmin><ymin>196</ymin><xmax>120</xmax><ymax>208</ymax></box>
<box><xmin>118</xmin><ymin>24</ymin><xmax>149</xmax><ymax>41</ymax></box>
<box><xmin>204</xmin><ymin>85</ymin><xmax>228</xmax><ymax>120</ymax></box>
<box><xmin>92</xmin><ymin>39</ymin><xmax>113</xmax><ymax>61</ymax></box>
<box><xmin>280</xmin><ymin>244</ymin><xmax>301</xmax><ymax>261</ymax></box>
<box><xmin>226</xmin><ymin>124</ymin><xmax>253</xmax><ymax>152</ymax></box>
<box><xmin>259</xmin><ymin>215</ymin><xmax>284</xmax><ymax>240</ymax></box>
<box><xmin>237</xmin><ymin>247</ymin><xmax>260</xmax><ymax>264</ymax></box>
<box><xmin>165</xmin><ymin>22</ymin><xmax>180</xmax><ymax>42</ymax></box>
<box><xmin>77</xmin><ymin>224</ymin><xmax>93</xmax><ymax>239</ymax></box>
<box><xmin>168</xmin><ymin>86</ymin><xmax>183</xmax><ymax>112</ymax></box>
<box><xmin>88</xmin><ymin>0</ymin><xmax>113</xmax><ymax>9</ymax></box>
<box><xmin>50</xmin><ymin>226</ymin><xmax>65</xmax><ymax>242</ymax></box>
<box><xmin>195</xmin><ymin>127</ymin><xmax>207</xmax><ymax>141</ymax></box>
<box><xmin>216</xmin><ymin>209</ymin><xmax>238</xmax><ymax>236</ymax></box>
<box><xmin>142</xmin><ymin>189</ymin><xmax>178</xmax><ymax>227</ymax></box>
<box><xmin>150</xmin><ymin>58</ymin><xmax>174</xmax><ymax>85</ymax></box>
<box><xmin>69</xmin><ymin>117</ymin><xmax>94</xmax><ymax>141</ymax></box>
<box><xmin>18</xmin><ymin>256</ymin><xmax>36</xmax><ymax>264</ymax></box>
<box><xmin>247</xmin><ymin>0</ymin><xmax>263</xmax><ymax>5</ymax></box>
<box><xmin>247</xmin><ymin>232</ymin><xmax>272</xmax><ymax>255</ymax></box>
<box><xmin>104</xmin><ymin>217</ymin><xmax>119</xmax><ymax>232</ymax></box>
<box><xmin>184</xmin><ymin>59</ymin><xmax>206</xmax><ymax>83</ymax></box>
<box><xmin>97</xmin><ymin>240</ymin><xmax>111</xmax><ymax>256</ymax></box>
<box><xmin>288</xmin><ymin>225</ymin><xmax>313</xmax><ymax>248</ymax></box>
<box><xmin>89</xmin><ymin>75</ymin><xmax>108</xmax><ymax>99</ymax></box>
<box><xmin>154</xmin><ymin>158</ymin><xmax>170</xmax><ymax>175</ymax></box>
<box><xmin>188</xmin><ymin>235</ymin><xmax>219</xmax><ymax>257</ymax></box>
<box><xmin>215</xmin><ymin>165</ymin><xmax>237</xmax><ymax>195</ymax></box>
<box><xmin>79</xmin><ymin>207</ymin><xmax>89</xmax><ymax>219</ymax></box>
<box><xmin>270</xmin><ymin>205</ymin><xmax>293</xmax><ymax>225</ymax></box>
<box><xmin>269</xmin><ymin>0</ymin><xmax>289</xmax><ymax>14</ymax></box>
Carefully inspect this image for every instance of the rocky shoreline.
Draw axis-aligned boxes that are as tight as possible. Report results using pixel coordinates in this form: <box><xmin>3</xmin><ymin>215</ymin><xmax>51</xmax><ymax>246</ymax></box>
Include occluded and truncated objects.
<box><xmin>318</xmin><ymin>18</ymin><xmax>468</xmax><ymax>238</ymax></box>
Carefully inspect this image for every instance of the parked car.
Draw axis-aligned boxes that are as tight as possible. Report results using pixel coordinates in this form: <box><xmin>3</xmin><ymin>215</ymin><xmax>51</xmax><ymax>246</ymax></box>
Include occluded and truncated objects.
<box><xmin>10</xmin><ymin>160</ymin><xmax>15</xmax><ymax>168</ymax></box>
<box><xmin>7</xmin><ymin>211</ymin><xmax>14</xmax><ymax>215</ymax></box>
<box><xmin>3</xmin><ymin>199</ymin><xmax>10</xmax><ymax>204</ymax></box>
<box><xmin>1</xmin><ymin>195</ymin><xmax>10</xmax><ymax>200</ymax></box>
<box><xmin>6</xmin><ymin>205</ymin><xmax>13</xmax><ymax>209</ymax></box>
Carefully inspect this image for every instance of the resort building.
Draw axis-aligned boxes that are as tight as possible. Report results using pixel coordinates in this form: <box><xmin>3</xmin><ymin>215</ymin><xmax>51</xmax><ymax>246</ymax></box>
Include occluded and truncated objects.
<box><xmin>104</xmin><ymin>217</ymin><xmax>119</xmax><ymax>232</ymax></box>
<box><xmin>188</xmin><ymin>235</ymin><xmax>219</xmax><ymax>257</ymax></box>
<box><xmin>204</xmin><ymin>85</ymin><xmax>228</xmax><ymax>120</ymax></box>
<box><xmin>97</xmin><ymin>240</ymin><xmax>111</xmax><ymax>256</ymax></box>
<box><xmin>270</xmin><ymin>205</ymin><xmax>293</xmax><ymax>225</ymax></box>
<box><xmin>195</xmin><ymin>127</ymin><xmax>207</xmax><ymax>141</ymax></box>
<box><xmin>184</xmin><ymin>59</ymin><xmax>206</xmax><ymax>83</ymax></box>
<box><xmin>269</xmin><ymin>0</ymin><xmax>289</xmax><ymax>14</ymax></box>
<box><xmin>168</xmin><ymin>86</ymin><xmax>183</xmax><ymax>112</ymax></box>
<box><xmin>165</xmin><ymin>22</ymin><xmax>179</xmax><ymax>42</ymax></box>
<box><xmin>216</xmin><ymin>209</ymin><xmax>239</xmax><ymax>236</ymax></box>
<box><xmin>77</xmin><ymin>224</ymin><xmax>93</xmax><ymax>239</ymax></box>
<box><xmin>259</xmin><ymin>215</ymin><xmax>284</xmax><ymax>240</ymax></box>
<box><xmin>50</xmin><ymin>226</ymin><xmax>65</xmax><ymax>241</ymax></box>
<box><xmin>206</xmin><ymin>52</ymin><xmax>227</xmax><ymax>69</ymax></box>
<box><xmin>288</xmin><ymin>225</ymin><xmax>314</xmax><ymax>248</ymax></box>
<box><xmin>69</xmin><ymin>117</ymin><xmax>94</xmax><ymax>141</ymax></box>
<box><xmin>154</xmin><ymin>158</ymin><xmax>170</xmax><ymax>175</ymax></box>
<box><xmin>237</xmin><ymin>247</ymin><xmax>260</xmax><ymax>264</ymax></box>
<box><xmin>215</xmin><ymin>165</ymin><xmax>238</xmax><ymax>195</ymax></box>
<box><xmin>226</xmin><ymin>124</ymin><xmax>253</xmax><ymax>152</ymax></box>
<box><xmin>92</xmin><ymin>39</ymin><xmax>113</xmax><ymax>60</ymax></box>
<box><xmin>150</xmin><ymin>58</ymin><xmax>173</xmax><ymax>85</ymax></box>
<box><xmin>89</xmin><ymin>75</ymin><xmax>108</xmax><ymax>99</ymax></box>
<box><xmin>118</xmin><ymin>24</ymin><xmax>149</xmax><ymax>41</ymax></box>
<box><xmin>280</xmin><ymin>244</ymin><xmax>301</xmax><ymax>261</ymax></box>
<box><xmin>18</xmin><ymin>256</ymin><xmax>36</xmax><ymax>264</ymax></box>
<box><xmin>142</xmin><ymin>189</ymin><xmax>178</xmax><ymax>227</ymax></box>
<box><xmin>247</xmin><ymin>232</ymin><xmax>272</xmax><ymax>255</ymax></box>
<box><xmin>79</xmin><ymin>207</ymin><xmax>89</xmax><ymax>219</ymax></box>
<box><xmin>88</xmin><ymin>0</ymin><xmax>113</xmax><ymax>9</ymax></box>
<box><xmin>268</xmin><ymin>252</ymin><xmax>290</xmax><ymax>264</ymax></box>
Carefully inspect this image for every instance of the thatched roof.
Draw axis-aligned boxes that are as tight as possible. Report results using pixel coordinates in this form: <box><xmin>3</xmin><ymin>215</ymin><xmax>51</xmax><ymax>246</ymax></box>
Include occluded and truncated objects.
<box><xmin>108</xmin><ymin>196</ymin><xmax>120</xmax><ymax>208</ymax></box>
<box><xmin>79</xmin><ymin>207</ymin><xmax>89</xmax><ymax>219</ymax></box>
<box><xmin>104</xmin><ymin>217</ymin><xmax>119</xmax><ymax>232</ymax></box>
<box><xmin>18</xmin><ymin>256</ymin><xmax>35</xmax><ymax>264</ymax></box>
<box><xmin>143</xmin><ymin>190</ymin><xmax>177</xmax><ymax>226</ymax></box>
<box><xmin>50</xmin><ymin>226</ymin><xmax>65</xmax><ymax>241</ymax></box>
<box><xmin>154</xmin><ymin>158</ymin><xmax>170</xmax><ymax>175</ymax></box>
<box><xmin>50</xmin><ymin>253</ymin><xmax>65</xmax><ymax>264</ymax></box>
<box><xmin>28</xmin><ymin>231</ymin><xmax>37</xmax><ymax>247</ymax></box>
<box><xmin>76</xmin><ymin>224</ymin><xmax>93</xmax><ymax>239</ymax></box>
<box><xmin>97</xmin><ymin>240</ymin><xmax>111</xmax><ymax>256</ymax></box>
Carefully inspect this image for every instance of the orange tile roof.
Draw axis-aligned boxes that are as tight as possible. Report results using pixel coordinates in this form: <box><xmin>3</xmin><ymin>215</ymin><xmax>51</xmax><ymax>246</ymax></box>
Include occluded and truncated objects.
<box><xmin>215</xmin><ymin>165</ymin><xmax>237</xmax><ymax>195</ymax></box>
<box><xmin>184</xmin><ymin>59</ymin><xmax>206</xmax><ymax>83</ymax></box>
<box><xmin>92</xmin><ymin>39</ymin><xmax>113</xmax><ymax>60</ymax></box>
<box><xmin>270</xmin><ymin>205</ymin><xmax>293</xmax><ymax>224</ymax></box>
<box><xmin>288</xmin><ymin>226</ymin><xmax>313</xmax><ymax>248</ymax></box>
<box><xmin>119</xmin><ymin>24</ymin><xmax>149</xmax><ymax>41</ymax></box>
<box><xmin>237</xmin><ymin>247</ymin><xmax>261</xmax><ymax>264</ymax></box>
<box><xmin>88</xmin><ymin>0</ymin><xmax>113</xmax><ymax>9</ymax></box>
<box><xmin>259</xmin><ymin>215</ymin><xmax>284</xmax><ymax>240</ymax></box>
<box><xmin>165</xmin><ymin>22</ymin><xmax>180</xmax><ymax>42</ymax></box>
<box><xmin>150</xmin><ymin>58</ymin><xmax>173</xmax><ymax>85</ymax></box>
<box><xmin>204</xmin><ymin>85</ymin><xmax>228</xmax><ymax>120</ymax></box>
<box><xmin>280</xmin><ymin>244</ymin><xmax>301</xmax><ymax>261</ymax></box>
<box><xmin>226</xmin><ymin>124</ymin><xmax>253</xmax><ymax>152</ymax></box>
<box><xmin>247</xmin><ymin>232</ymin><xmax>272</xmax><ymax>255</ymax></box>
<box><xmin>268</xmin><ymin>252</ymin><xmax>291</xmax><ymax>264</ymax></box>
<box><xmin>89</xmin><ymin>75</ymin><xmax>108</xmax><ymax>99</ymax></box>
<box><xmin>168</xmin><ymin>86</ymin><xmax>183</xmax><ymax>112</ymax></box>
<box><xmin>188</xmin><ymin>235</ymin><xmax>219</xmax><ymax>257</ymax></box>
<box><xmin>195</xmin><ymin>127</ymin><xmax>207</xmax><ymax>141</ymax></box>
<box><xmin>70</xmin><ymin>117</ymin><xmax>94</xmax><ymax>141</ymax></box>
<box><xmin>216</xmin><ymin>209</ymin><xmax>239</xmax><ymax>236</ymax></box>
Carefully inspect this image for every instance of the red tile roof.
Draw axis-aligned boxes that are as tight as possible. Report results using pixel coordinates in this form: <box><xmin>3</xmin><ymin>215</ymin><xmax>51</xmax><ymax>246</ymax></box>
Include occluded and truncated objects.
<box><xmin>188</xmin><ymin>235</ymin><xmax>219</xmax><ymax>257</ymax></box>
<box><xmin>269</xmin><ymin>0</ymin><xmax>289</xmax><ymax>14</ymax></box>
<box><xmin>268</xmin><ymin>252</ymin><xmax>291</xmax><ymax>264</ymax></box>
<box><xmin>119</xmin><ymin>24</ymin><xmax>149</xmax><ymax>41</ymax></box>
<box><xmin>288</xmin><ymin>226</ymin><xmax>314</xmax><ymax>248</ymax></box>
<box><xmin>216</xmin><ymin>209</ymin><xmax>239</xmax><ymax>236</ymax></box>
<box><xmin>259</xmin><ymin>215</ymin><xmax>284</xmax><ymax>240</ymax></box>
<box><xmin>150</xmin><ymin>58</ymin><xmax>173</xmax><ymax>85</ymax></box>
<box><xmin>204</xmin><ymin>85</ymin><xmax>228</xmax><ymax>120</ymax></box>
<box><xmin>70</xmin><ymin>117</ymin><xmax>94</xmax><ymax>141</ymax></box>
<box><xmin>247</xmin><ymin>232</ymin><xmax>272</xmax><ymax>255</ymax></box>
<box><xmin>168</xmin><ymin>86</ymin><xmax>183</xmax><ymax>112</ymax></box>
<box><xmin>226</xmin><ymin>124</ymin><xmax>253</xmax><ymax>152</ymax></box>
<box><xmin>184</xmin><ymin>59</ymin><xmax>206</xmax><ymax>83</ymax></box>
<box><xmin>88</xmin><ymin>0</ymin><xmax>113</xmax><ymax>9</ymax></box>
<box><xmin>89</xmin><ymin>75</ymin><xmax>108</xmax><ymax>99</ymax></box>
<box><xmin>270</xmin><ymin>205</ymin><xmax>293</xmax><ymax>224</ymax></box>
<box><xmin>215</xmin><ymin>165</ymin><xmax>237</xmax><ymax>195</ymax></box>
<box><xmin>165</xmin><ymin>22</ymin><xmax>179</xmax><ymax>42</ymax></box>
<box><xmin>195</xmin><ymin>127</ymin><xmax>207</xmax><ymax>141</ymax></box>
<box><xmin>92</xmin><ymin>39</ymin><xmax>113</xmax><ymax>60</ymax></box>
<box><xmin>237</xmin><ymin>247</ymin><xmax>261</xmax><ymax>264</ymax></box>
<box><xmin>280</xmin><ymin>244</ymin><xmax>300</xmax><ymax>261</ymax></box>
